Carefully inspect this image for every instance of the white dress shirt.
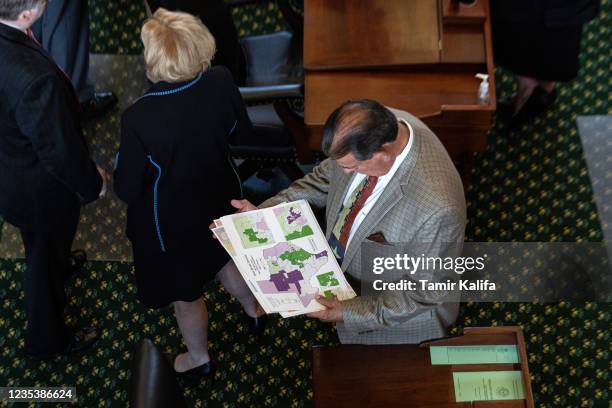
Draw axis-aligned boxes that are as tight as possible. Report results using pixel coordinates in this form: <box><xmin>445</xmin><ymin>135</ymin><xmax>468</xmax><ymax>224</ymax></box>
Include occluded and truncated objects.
<box><xmin>0</xmin><ymin>21</ymin><xmax>26</xmax><ymax>33</ymax></box>
<box><xmin>341</xmin><ymin>118</ymin><xmax>414</xmax><ymax>248</ymax></box>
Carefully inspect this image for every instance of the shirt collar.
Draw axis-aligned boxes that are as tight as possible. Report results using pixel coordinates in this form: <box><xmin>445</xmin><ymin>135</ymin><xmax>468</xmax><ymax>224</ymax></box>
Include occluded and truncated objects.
<box><xmin>0</xmin><ymin>20</ymin><xmax>26</xmax><ymax>33</ymax></box>
<box><xmin>377</xmin><ymin>118</ymin><xmax>413</xmax><ymax>183</ymax></box>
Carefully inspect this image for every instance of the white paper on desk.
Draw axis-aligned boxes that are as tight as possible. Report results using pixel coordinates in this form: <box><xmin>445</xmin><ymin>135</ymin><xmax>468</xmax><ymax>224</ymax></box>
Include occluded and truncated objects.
<box><xmin>453</xmin><ymin>370</ymin><xmax>525</xmax><ymax>402</ymax></box>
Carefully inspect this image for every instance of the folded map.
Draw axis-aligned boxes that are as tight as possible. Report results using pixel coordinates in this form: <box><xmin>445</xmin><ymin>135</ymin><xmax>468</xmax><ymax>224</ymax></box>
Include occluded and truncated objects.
<box><xmin>212</xmin><ymin>200</ymin><xmax>356</xmax><ymax>317</ymax></box>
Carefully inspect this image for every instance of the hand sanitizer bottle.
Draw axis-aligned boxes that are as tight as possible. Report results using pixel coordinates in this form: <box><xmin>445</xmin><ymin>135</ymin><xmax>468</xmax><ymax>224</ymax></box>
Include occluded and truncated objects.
<box><xmin>475</xmin><ymin>73</ymin><xmax>489</xmax><ymax>105</ymax></box>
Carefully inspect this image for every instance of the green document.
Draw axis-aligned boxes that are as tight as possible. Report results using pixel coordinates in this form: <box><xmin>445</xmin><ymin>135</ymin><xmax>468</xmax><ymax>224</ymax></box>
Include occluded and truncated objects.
<box><xmin>453</xmin><ymin>371</ymin><xmax>525</xmax><ymax>402</ymax></box>
<box><xmin>430</xmin><ymin>345</ymin><xmax>520</xmax><ymax>365</ymax></box>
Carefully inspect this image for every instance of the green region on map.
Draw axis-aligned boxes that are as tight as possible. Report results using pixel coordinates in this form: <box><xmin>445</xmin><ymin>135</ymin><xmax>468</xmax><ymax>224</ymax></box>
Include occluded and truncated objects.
<box><xmin>317</xmin><ymin>272</ymin><xmax>340</xmax><ymax>287</ymax></box>
<box><xmin>279</xmin><ymin>248</ymin><xmax>311</xmax><ymax>268</ymax></box>
<box><xmin>244</xmin><ymin>228</ymin><xmax>268</xmax><ymax>244</ymax></box>
<box><xmin>285</xmin><ymin>225</ymin><xmax>314</xmax><ymax>240</ymax></box>
<box><xmin>233</xmin><ymin>214</ymin><xmax>275</xmax><ymax>249</ymax></box>
<box><xmin>273</xmin><ymin>204</ymin><xmax>315</xmax><ymax>241</ymax></box>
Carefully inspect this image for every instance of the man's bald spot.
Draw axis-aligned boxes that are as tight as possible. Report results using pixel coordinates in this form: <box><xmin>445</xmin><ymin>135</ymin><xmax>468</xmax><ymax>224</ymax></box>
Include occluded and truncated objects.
<box><xmin>321</xmin><ymin>99</ymin><xmax>398</xmax><ymax>161</ymax></box>
<box><xmin>328</xmin><ymin>104</ymin><xmax>370</xmax><ymax>156</ymax></box>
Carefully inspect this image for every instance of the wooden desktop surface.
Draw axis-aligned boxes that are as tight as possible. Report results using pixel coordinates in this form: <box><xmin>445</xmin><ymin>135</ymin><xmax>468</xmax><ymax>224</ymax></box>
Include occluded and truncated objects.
<box><xmin>313</xmin><ymin>344</ymin><xmax>455</xmax><ymax>407</ymax></box>
<box><xmin>312</xmin><ymin>327</ymin><xmax>534</xmax><ymax>408</ymax></box>
<box><xmin>304</xmin><ymin>0</ymin><xmax>441</xmax><ymax>69</ymax></box>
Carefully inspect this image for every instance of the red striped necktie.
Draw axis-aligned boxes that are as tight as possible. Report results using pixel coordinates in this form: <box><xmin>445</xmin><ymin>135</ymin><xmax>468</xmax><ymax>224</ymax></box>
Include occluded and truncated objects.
<box><xmin>328</xmin><ymin>175</ymin><xmax>379</xmax><ymax>262</ymax></box>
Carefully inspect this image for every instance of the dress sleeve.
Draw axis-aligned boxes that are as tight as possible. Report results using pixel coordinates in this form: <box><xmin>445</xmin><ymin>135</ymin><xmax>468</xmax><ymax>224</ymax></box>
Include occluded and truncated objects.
<box><xmin>113</xmin><ymin>116</ymin><xmax>150</xmax><ymax>204</ymax></box>
<box><xmin>223</xmin><ymin>67</ymin><xmax>253</xmax><ymax>145</ymax></box>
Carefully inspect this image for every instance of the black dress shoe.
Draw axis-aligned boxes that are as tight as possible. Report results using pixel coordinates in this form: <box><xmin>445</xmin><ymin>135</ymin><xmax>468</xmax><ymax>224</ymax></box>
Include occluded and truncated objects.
<box><xmin>26</xmin><ymin>326</ymin><xmax>99</xmax><ymax>360</ymax></box>
<box><xmin>166</xmin><ymin>354</ymin><xmax>214</xmax><ymax>379</ymax></box>
<box><xmin>509</xmin><ymin>86</ymin><xmax>557</xmax><ymax>129</ymax></box>
<box><xmin>81</xmin><ymin>91</ymin><xmax>118</xmax><ymax>120</ymax></box>
<box><xmin>247</xmin><ymin>314</ymin><xmax>268</xmax><ymax>337</ymax></box>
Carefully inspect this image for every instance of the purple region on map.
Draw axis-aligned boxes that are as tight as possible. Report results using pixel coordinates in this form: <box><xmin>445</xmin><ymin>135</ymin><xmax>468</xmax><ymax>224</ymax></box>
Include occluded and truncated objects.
<box><xmin>315</xmin><ymin>250</ymin><xmax>328</xmax><ymax>259</ymax></box>
<box><xmin>274</xmin><ymin>206</ymin><xmax>307</xmax><ymax>226</ymax></box>
<box><xmin>258</xmin><ymin>242</ymin><xmax>328</xmax><ymax>308</ymax></box>
<box><xmin>287</xmin><ymin>207</ymin><xmax>305</xmax><ymax>225</ymax></box>
<box><xmin>262</xmin><ymin>242</ymin><xmax>292</xmax><ymax>258</ymax></box>
<box><xmin>270</xmin><ymin>269</ymin><xmax>303</xmax><ymax>293</ymax></box>
<box><xmin>255</xmin><ymin>219</ymin><xmax>268</xmax><ymax>230</ymax></box>
<box><xmin>257</xmin><ymin>279</ymin><xmax>316</xmax><ymax>307</ymax></box>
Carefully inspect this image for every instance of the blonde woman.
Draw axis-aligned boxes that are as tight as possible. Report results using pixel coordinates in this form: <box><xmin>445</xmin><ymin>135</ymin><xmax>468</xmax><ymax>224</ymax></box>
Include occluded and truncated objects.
<box><xmin>114</xmin><ymin>8</ymin><xmax>251</xmax><ymax>377</ymax></box>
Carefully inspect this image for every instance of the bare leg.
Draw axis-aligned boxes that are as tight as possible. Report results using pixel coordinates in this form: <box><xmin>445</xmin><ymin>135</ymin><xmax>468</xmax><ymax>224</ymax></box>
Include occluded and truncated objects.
<box><xmin>217</xmin><ymin>260</ymin><xmax>264</xmax><ymax>318</ymax></box>
<box><xmin>173</xmin><ymin>298</ymin><xmax>210</xmax><ymax>372</ymax></box>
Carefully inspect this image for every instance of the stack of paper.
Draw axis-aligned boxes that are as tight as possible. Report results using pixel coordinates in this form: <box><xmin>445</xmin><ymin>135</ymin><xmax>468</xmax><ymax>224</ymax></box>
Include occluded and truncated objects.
<box><xmin>212</xmin><ymin>200</ymin><xmax>356</xmax><ymax>317</ymax></box>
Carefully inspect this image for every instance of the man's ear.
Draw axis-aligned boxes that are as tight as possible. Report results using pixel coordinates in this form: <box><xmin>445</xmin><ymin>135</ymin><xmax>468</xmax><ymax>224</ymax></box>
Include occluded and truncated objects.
<box><xmin>377</xmin><ymin>142</ymin><xmax>395</xmax><ymax>155</ymax></box>
<box><xmin>19</xmin><ymin>8</ymin><xmax>34</xmax><ymax>23</ymax></box>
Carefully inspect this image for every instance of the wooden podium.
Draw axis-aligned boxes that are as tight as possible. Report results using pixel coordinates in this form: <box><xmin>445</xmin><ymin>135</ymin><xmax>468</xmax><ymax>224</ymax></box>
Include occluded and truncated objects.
<box><xmin>302</xmin><ymin>0</ymin><xmax>496</xmax><ymax>182</ymax></box>
<box><xmin>311</xmin><ymin>326</ymin><xmax>534</xmax><ymax>407</ymax></box>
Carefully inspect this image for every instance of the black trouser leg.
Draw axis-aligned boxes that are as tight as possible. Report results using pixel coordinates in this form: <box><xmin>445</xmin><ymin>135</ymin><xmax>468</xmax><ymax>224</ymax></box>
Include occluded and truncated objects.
<box><xmin>19</xmin><ymin>212</ymin><xmax>79</xmax><ymax>357</ymax></box>
<box><xmin>31</xmin><ymin>0</ymin><xmax>94</xmax><ymax>102</ymax></box>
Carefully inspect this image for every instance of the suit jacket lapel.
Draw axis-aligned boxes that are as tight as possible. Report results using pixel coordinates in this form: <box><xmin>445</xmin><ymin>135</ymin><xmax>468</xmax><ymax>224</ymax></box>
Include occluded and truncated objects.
<box><xmin>340</xmin><ymin>125</ymin><xmax>423</xmax><ymax>270</ymax></box>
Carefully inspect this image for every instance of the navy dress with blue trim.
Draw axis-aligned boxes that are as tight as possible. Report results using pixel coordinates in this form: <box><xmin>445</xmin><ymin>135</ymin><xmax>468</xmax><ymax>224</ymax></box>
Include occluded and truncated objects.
<box><xmin>114</xmin><ymin>66</ymin><xmax>249</xmax><ymax>308</ymax></box>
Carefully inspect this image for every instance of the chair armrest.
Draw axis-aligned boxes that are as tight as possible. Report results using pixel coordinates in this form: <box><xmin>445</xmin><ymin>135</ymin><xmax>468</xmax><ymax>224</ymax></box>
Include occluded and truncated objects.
<box><xmin>239</xmin><ymin>83</ymin><xmax>303</xmax><ymax>103</ymax></box>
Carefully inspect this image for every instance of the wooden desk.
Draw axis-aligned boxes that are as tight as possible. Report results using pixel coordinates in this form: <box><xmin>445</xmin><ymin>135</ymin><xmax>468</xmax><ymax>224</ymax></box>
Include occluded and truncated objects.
<box><xmin>303</xmin><ymin>0</ymin><xmax>497</xmax><ymax>183</ymax></box>
<box><xmin>312</xmin><ymin>327</ymin><xmax>534</xmax><ymax>408</ymax></box>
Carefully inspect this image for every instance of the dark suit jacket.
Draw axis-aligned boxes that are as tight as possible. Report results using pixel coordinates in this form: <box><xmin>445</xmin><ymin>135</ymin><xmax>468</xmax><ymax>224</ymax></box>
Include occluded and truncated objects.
<box><xmin>0</xmin><ymin>22</ymin><xmax>102</xmax><ymax>231</ymax></box>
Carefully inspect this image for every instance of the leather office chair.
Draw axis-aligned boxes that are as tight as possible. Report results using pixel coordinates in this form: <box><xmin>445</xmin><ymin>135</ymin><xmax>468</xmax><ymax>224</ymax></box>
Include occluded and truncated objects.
<box><xmin>129</xmin><ymin>338</ymin><xmax>186</xmax><ymax>408</ymax></box>
<box><xmin>148</xmin><ymin>1</ymin><xmax>310</xmax><ymax>183</ymax></box>
<box><xmin>228</xmin><ymin>0</ymin><xmax>312</xmax><ymax>183</ymax></box>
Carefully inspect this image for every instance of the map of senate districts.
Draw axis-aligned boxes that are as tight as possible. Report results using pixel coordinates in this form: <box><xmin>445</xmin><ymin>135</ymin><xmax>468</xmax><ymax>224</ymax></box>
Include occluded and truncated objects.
<box><xmin>233</xmin><ymin>213</ymin><xmax>275</xmax><ymax>249</ymax></box>
<box><xmin>257</xmin><ymin>242</ymin><xmax>329</xmax><ymax>307</ymax></box>
<box><xmin>273</xmin><ymin>204</ymin><xmax>314</xmax><ymax>240</ymax></box>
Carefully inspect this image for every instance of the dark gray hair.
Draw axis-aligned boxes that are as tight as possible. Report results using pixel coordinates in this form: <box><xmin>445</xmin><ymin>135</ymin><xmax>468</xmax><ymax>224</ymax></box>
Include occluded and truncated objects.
<box><xmin>321</xmin><ymin>99</ymin><xmax>399</xmax><ymax>161</ymax></box>
<box><xmin>0</xmin><ymin>0</ymin><xmax>40</xmax><ymax>21</ymax></box>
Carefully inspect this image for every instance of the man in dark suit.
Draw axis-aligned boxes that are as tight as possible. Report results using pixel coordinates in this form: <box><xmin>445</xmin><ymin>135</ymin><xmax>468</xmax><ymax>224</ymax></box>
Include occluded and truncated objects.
<box><xmin>0</xmin><ymin>0</ymin><xmax>106</xmax><ymax>359</ymax></box>
<box><xmin>31</xmin><ymin>0</ymin><xmax>117</xmax><ymax>119</ymax></box>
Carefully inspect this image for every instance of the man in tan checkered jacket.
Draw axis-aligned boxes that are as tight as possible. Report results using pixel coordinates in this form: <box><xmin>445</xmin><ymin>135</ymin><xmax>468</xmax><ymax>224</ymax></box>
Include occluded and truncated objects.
<box><xmin>222</xmin><ymin>99</ymin><xmax>466</xmax><ymax>345</ymax></box>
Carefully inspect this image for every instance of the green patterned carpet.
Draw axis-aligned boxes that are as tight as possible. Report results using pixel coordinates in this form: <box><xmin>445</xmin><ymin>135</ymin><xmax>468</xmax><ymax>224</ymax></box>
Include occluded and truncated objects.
<box><xmin>0</xmin><ymin>1</ymin><xmax>610</xmax><ymax>407</ymax></box>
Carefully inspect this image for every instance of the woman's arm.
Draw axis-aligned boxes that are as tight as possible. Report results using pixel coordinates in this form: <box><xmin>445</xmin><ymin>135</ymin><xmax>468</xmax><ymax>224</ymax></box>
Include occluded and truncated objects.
<box><xmin>113</xmin><ymin>119</ymin><xmax>150</xmax><ymax>204</ymax></box>
<box><xmin>224</xmin><ymin>67</ymin><xmax>253</xmax><ymax>145</ymax></box>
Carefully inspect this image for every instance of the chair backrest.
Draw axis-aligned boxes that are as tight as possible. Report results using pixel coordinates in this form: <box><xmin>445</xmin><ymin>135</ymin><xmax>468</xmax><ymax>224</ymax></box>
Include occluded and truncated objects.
<box><xmin>129</xmin><ymin>338</ymin><xmax>186</xmax><ymax>408</ymax></box>
<box><xmin>240</xmin><ymin>31</ymin><xmax>303</xmax><ymax>87</ymax></box>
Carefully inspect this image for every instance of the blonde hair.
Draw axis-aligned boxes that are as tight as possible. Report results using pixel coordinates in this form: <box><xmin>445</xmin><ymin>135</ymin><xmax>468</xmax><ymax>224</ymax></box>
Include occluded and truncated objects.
<box><xmin>141</xmin><ymin>8</ymin><xmax>216</xmax><ymax>83</ymax></box>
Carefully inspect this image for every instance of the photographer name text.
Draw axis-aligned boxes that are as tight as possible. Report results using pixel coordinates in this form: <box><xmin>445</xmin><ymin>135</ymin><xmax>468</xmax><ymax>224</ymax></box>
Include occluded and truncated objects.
<box><xmin>372</xmin><ymin>279</ymin><xmax>496</xmax><ymax>291</ymax></box>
